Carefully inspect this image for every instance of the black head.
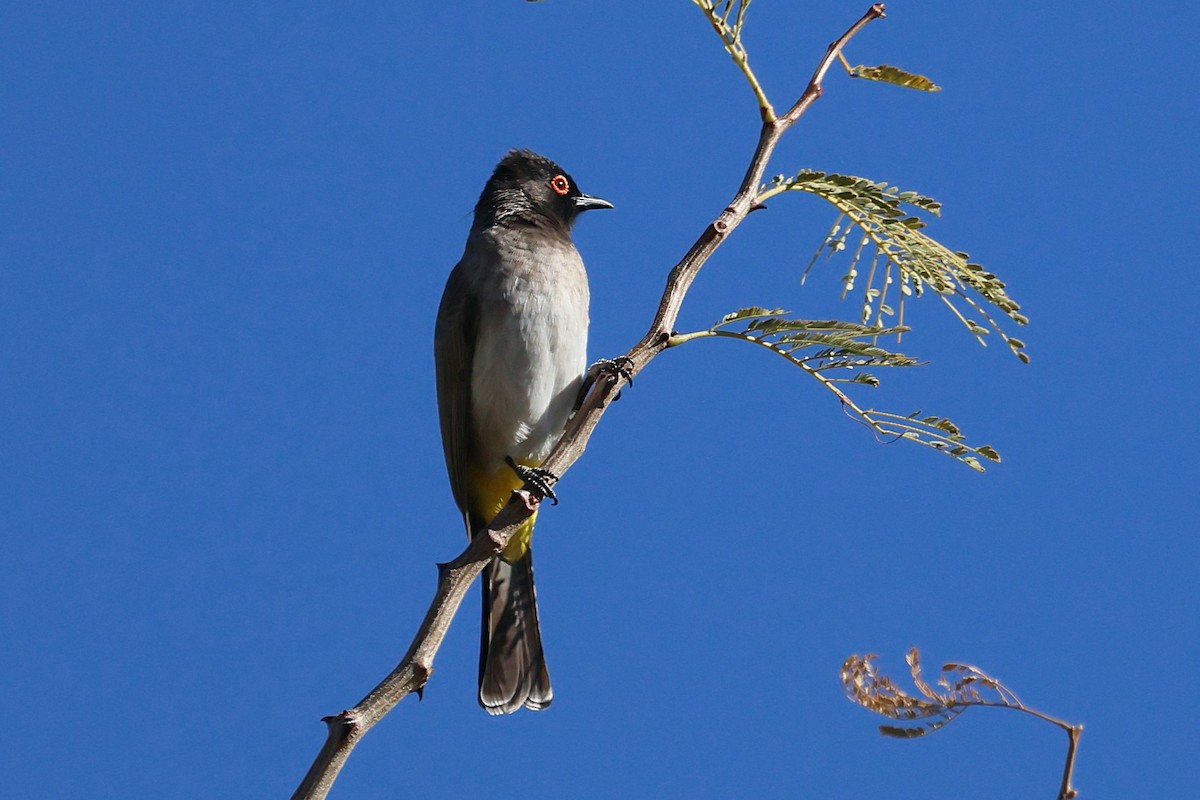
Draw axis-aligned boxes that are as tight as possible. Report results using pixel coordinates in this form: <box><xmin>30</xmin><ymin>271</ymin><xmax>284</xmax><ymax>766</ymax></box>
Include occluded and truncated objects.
<box><xmin>474</xmin><ymin>149</ymin><xmax>612</xmax><ymax>232</ymax></box>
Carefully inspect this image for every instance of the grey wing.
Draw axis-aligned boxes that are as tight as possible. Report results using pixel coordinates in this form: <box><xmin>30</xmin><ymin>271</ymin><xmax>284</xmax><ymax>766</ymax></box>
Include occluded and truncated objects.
<box><xmin>434</xmin><ymin>260</ymin><xmax>478</xmax><ymax>522</ymax></box>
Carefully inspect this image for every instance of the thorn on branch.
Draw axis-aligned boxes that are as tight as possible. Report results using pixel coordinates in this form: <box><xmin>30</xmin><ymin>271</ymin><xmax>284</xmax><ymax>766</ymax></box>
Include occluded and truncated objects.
<box><xmin>320</xmin><ymin>711</ymin><xmax>358</xmax><ymax>742</ymax></box>
<box><xmin>414</xmin><ymin>664</ymin><xmax>432</xmax><ymax>698</ymax></box>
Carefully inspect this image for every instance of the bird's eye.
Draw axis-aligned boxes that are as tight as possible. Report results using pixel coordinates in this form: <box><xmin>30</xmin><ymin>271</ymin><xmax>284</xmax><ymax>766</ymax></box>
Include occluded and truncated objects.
<box><xmin>550</xmin><ymin>175</ymin><xmax>571</xmax><ymax>196</ymax></box>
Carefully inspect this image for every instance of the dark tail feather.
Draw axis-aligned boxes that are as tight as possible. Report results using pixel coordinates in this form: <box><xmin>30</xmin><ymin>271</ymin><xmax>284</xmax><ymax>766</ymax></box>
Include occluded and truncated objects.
<box><xmin>479</xmin><ymin>553</ymin><xmax>553</xmax><ymax>715</ymax></box>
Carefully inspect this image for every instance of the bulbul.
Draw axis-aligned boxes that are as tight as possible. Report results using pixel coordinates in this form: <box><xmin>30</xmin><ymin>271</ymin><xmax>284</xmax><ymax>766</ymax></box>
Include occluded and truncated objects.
<box><xmin>434</xmin><ymin>150</ymin><xmax>612</xmax><ymax>714</ymax></box>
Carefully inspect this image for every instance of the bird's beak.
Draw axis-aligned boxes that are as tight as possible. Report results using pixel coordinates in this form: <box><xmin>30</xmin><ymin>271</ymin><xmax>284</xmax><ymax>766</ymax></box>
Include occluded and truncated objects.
<box><xmin>574</xmin><ymin>194</ymin><xmax>614</xmax><ymax>212</ymax></box>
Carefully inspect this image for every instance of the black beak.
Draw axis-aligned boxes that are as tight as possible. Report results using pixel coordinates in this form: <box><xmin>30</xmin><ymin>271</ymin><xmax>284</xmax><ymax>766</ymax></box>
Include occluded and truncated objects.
<box><xmin>574</xmin><ymin>194</ymin><xmax>614</xmax><ymax>212</ymax></box>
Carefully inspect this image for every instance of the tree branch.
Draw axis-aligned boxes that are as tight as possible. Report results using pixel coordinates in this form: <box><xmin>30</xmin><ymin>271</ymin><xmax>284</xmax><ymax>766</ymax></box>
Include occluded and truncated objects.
<box><xmin>290</xmin><ymin>6</ymin><xmax>886</xmax><ymax>799</ymax></box>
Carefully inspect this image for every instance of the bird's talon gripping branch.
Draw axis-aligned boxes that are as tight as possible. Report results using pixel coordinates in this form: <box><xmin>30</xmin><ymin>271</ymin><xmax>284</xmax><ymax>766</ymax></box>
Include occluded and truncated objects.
<box><xmin>593</xmin><ymin>356</ymin><xmax>635</xmax><ymax>387</ymax></box>
<box><xmin>504</xmin><ymin>456</ymin><xmax>560</xmax><ymax>506</ymax></box>
<box><xmin>575</xmin><ymin>356</ymin><xmax>635</xmax><ymax>409</ymax></box>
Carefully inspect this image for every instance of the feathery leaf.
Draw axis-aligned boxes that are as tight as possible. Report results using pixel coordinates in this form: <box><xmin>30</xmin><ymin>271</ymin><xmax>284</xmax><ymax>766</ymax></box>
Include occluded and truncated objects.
<box><xmin>675</xmin><ymin>310</ymin><xmax>1001</xmax><ymax>471</ymax></box>
<box><xmin>761</xmin><ymin>171</ymin><xmax>1029</xmax><ymax>362</ymax></box>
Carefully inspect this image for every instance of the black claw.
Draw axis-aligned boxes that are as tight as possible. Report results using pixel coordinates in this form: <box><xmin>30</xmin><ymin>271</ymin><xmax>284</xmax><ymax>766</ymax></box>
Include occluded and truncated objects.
<box><xmin>596</xmin><ymin>356</ymin><xmax>635</xmax><ymax>387</ymax></box>
<box><xmin>505</xmin><ymin>456</ymin><xmax>559</xmax><ymax>505</ymax></box>
<box><xmin>575</xmin><ymin>356</ymin><xmax>636</xmax><ymax>411</ymax></box>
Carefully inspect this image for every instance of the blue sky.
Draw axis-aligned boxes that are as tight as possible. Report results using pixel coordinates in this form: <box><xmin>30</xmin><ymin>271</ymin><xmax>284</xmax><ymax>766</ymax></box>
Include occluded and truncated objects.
<box><xmin>2</xmin><ymin>2</ymin><xmax>1196</xmax><ymax>798</ymax></box>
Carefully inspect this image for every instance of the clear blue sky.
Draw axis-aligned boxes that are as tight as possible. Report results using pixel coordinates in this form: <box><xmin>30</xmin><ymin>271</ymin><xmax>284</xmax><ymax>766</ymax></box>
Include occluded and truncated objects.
<box><xmin>3</xmin><ymin>2</ymin><xmax>1196</xmax><ymax>798</ymax></box>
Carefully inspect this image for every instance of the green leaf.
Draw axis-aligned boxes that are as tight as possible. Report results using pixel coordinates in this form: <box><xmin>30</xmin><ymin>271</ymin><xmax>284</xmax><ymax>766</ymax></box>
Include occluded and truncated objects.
<box><xmin>713</xmin><ymin>307</ymin><xmax>789</xmax><ymax>328</ymax></box>
<box><xmin>766</xmin><ymin>170</ymin><xmax>1029</xmax><ymax>361</ymax></box>
<box><xmin>682</xmin><ymin>311</ymin><xmax>1003</xmax><ymax>473</ymax></box>
<box><xmin>848</xmin><ymin>63</ymin><xmax>942</xmax><ymax>92</ymax></box>
<box><xmin>934</xmin><ymin>418</ymin><xmax>961</xmax><ymax>436</ymax></box>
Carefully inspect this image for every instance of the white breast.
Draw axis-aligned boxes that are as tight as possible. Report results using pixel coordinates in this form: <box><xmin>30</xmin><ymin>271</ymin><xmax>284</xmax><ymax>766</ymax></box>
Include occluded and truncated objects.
<box><xmin>469</xmin><ymin>234</ymin><xmax>590</xmax><ymax>470</ymax></box>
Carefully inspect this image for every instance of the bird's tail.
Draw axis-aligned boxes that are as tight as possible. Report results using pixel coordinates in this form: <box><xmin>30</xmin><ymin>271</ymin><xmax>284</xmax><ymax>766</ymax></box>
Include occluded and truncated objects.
<box><xmin>479</xmin><ymin>550</ymin><xmax>553</xmax><ymax>715</ymax></box>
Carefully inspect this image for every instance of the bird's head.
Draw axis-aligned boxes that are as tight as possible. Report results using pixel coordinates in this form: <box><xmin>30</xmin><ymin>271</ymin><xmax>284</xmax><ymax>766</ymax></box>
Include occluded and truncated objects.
<box><xmin>475</xmin><ymin>149</ymin><xmax>613</xmax><ymax>232</ymax></box>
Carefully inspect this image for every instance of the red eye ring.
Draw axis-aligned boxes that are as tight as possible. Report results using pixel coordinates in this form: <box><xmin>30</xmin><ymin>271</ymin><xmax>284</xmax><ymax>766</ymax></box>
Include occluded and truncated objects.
<box><xmin>550</xmin><ymin>175</ymin><xmax>570</xmax><ymax>196</ymax></box>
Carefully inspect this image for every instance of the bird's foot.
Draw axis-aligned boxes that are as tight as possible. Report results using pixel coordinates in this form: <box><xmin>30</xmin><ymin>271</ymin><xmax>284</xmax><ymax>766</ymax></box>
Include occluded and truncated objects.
<box><xmin>505</xmin><ymin>456</ymin><xmax>559</xmax><ymax>506</ymax></box>
<box><xmin>575</xmin><ymin>356</ymin><xmax>636</xmax><ymax>410</ymax></box>
<box><xmin>592</xmin><ymin>356</ymin><xmax>635</xmax><ymax>387</ymax></box>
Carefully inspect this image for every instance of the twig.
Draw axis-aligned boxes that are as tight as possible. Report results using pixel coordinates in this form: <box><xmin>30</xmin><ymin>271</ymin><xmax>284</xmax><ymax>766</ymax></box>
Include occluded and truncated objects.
<box><xmin>695</xmin><ymin>0</ymin><xmax>777</xmax><ymax>120</ymax></box>
<box><xmin>290</xmin><ymin>6</ymin><xmax>886</xmax><ymax>798</ymax></box>
<box><xmin>1060</xmin><ymin>723</ymin><xmax>1084</xmax><ymax>800</ymax></box>
<box><xmin>289</xmin><ymin>496</ymin><xmax>538</xmax><ymax>800</ymax></box>
<box><xmin>843</xmin><ymin>651</ymin><xmax>1082</xmax><ymax>800</ymax></box>
<box><xmin>951</xmin><ymin>702</ymin><xmax>1083</xmax><ymax>800</ymax></box>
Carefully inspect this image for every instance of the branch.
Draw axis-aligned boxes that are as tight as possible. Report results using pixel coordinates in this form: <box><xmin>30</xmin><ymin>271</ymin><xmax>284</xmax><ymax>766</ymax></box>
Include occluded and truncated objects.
<box><xmin>290</xmin><ymin>7</ymin><xmax>887</xmax><ymax>798</ymax></box>
<box><xmin>289</xmin><ymin>496</ymin><xmax>538</xmax><ymax>800</ymax></box>
<box><xmin>843</xmin><ymin>649</ymin><xmax>1084</xmax><ymax>800</ymax></box>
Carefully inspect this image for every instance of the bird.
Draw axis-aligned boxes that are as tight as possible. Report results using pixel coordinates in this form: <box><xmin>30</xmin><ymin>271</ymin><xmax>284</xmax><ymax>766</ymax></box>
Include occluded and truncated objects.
<box><xmin>434</xmin><ymin>149</ymin><xmax>612</xmax><ymax>714</ymax></box>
